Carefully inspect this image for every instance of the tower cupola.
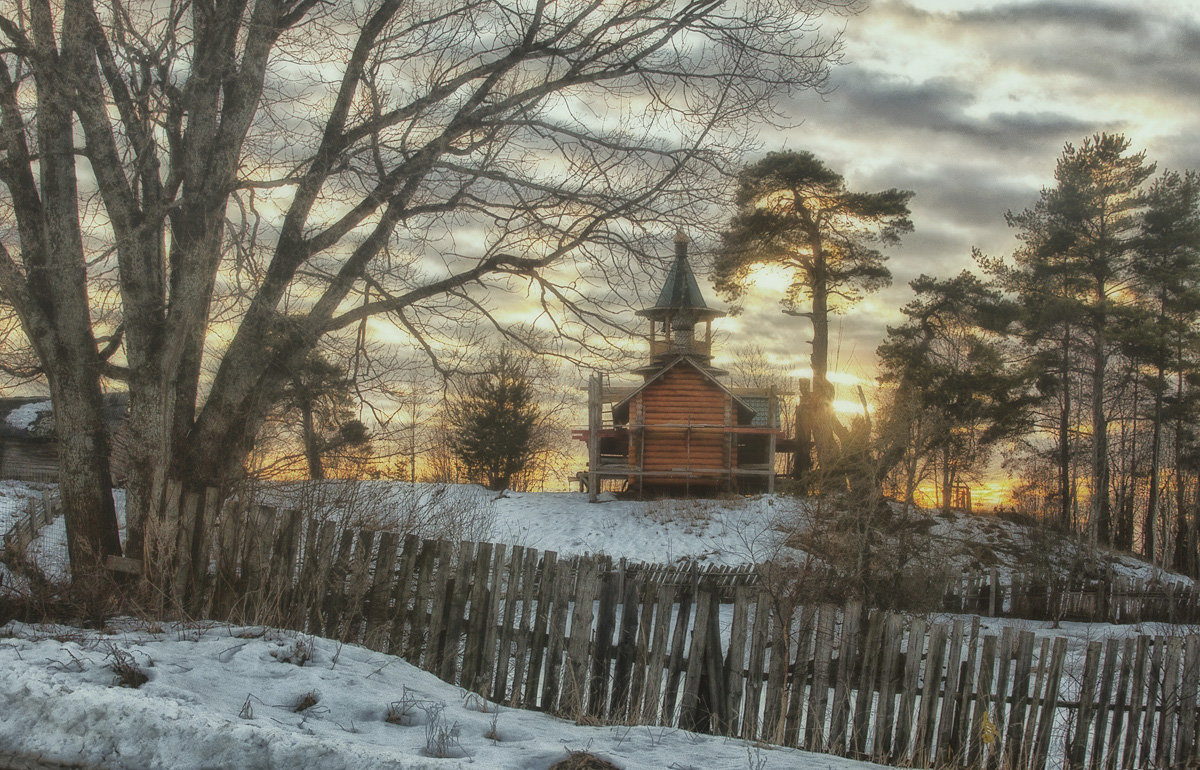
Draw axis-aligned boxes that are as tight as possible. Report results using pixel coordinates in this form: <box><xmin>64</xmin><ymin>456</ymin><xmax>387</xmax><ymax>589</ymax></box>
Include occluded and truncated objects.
<box><xmin>635</xmin><ymin>231</ymin><xmax>725</xmax><ymax>376</ymax></box>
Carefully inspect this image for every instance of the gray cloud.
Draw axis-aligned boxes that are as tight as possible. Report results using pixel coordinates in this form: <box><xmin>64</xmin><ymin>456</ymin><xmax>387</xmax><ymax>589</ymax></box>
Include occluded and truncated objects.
<box><xmin>691</xmin><ymin>0</ymin><xmax>1200</xmax><ymax>392</ymax></box>
<box><xmin>870</xmin><ymin>162</ymin><xmax>1040</xmax><ymax>232</ymax></box>
<box><xmin>954</xmin><ymin>2</ymin><xmax>1200</xmax><ymax>99</ymax></box>
<box><xmin>957</xmin><ymin>2</ymin><xmax>1147</xmax><ymax>30</ymax></box>
<box><xmin>805</xmin><ymin>65</ymin><xmax>1103</xmax><ymax>152</ymax></box>
<box><xmin>1154</xmin><ymin>134</ymin><xmax>1200</xmax><ymax>177</ymax></box>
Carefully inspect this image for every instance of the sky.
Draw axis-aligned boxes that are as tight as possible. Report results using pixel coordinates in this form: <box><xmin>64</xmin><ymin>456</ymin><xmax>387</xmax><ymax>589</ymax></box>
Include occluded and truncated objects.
<box><xmin>701</xmin><ymin>0</ymin><xmax>1200</xmax><ymax>401</ymax></box>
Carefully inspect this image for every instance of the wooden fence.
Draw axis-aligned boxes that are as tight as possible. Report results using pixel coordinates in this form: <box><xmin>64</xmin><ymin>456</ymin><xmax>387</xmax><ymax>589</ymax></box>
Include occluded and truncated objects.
<box><xmin>2</xmin><ymin>490</ymin><xmax>60</xmax><ymax>555</ymax></box>
<box><xmin>134</xmin><ymin>488</ymin><xmax>1200</xmax><ymax>770</ymax></box>
<box><xmin>0</xmin><ymin>457</ymin><xmax>59</xmax><ymax>484</ymax></box>
<box><xmin>943</xmin><ymin>569</ymin><xmax>1200</xmax><ymax>626</ymax></box>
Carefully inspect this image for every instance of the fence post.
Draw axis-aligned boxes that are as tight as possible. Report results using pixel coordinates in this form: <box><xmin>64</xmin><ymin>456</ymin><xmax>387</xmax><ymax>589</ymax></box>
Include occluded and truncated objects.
<box><xmin>741</xmin><ymin>589</ymin><xmax>770</xmax><ymax>740</ymax></box>
<box><xmin>1155</xmin><ymin>636</ymin><xmax>1185</xmax><ymax>768</ymax></box>
<box><xmin>1068</xmin><ymin>641</ymin><xmax>1103</xmax><ymax>770</ymax></box>
<box><xmin>611</xmin><ymin>568</ymin><xmax>641</xmax><ymax>722</ymax></box>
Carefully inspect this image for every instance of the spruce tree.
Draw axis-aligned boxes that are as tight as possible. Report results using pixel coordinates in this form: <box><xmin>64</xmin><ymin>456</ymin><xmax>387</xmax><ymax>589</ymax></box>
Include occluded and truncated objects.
<box><xmin>447</xmin><ymin>351</ymin><xmax>544</xmax><ymax>492</ymax></box>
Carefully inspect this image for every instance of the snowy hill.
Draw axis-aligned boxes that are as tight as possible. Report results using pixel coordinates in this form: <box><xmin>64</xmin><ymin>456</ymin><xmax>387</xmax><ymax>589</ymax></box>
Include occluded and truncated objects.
<box><xmin>0</xmin><ymin>620</ymin><xmax>892</xmax><ymax>770</ymax></box>
<box><xmin>2</xmin><ymin>480</ymin><xmax>1189</xmax><ymax>588</ymax></box>
<box><xmin>2</xmin><ymin>481</ymin><xmax>1196</xmax><ymax>770</ymax></box>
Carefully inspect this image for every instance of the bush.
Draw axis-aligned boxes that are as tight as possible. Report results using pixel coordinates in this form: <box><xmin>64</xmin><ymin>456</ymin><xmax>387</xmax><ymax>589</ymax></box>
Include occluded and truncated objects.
<box><xmin>771</xmin><ymin>483</ymin><xmax>949</xmax><ymax>613</ymax></box>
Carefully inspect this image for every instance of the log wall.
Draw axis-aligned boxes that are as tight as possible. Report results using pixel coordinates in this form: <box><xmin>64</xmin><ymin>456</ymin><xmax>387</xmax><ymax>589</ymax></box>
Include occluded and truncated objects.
<box><xmin>638</xmin><ymin>364</ymin><xmax>733</xmax><ymax>478</ymax></box>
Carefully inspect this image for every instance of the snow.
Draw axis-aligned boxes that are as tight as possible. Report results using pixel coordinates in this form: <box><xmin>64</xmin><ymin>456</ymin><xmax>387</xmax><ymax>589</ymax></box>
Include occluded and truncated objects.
<box><xmin>4</xmin><ymin>399</ymin><xmax>51</xmax><ymax>431</ymax></box>
<box><xmin>5</xmin><ymin>479</ymin><xmax>1192</xmax><ymax>594</ymax></box>
<box><xmin>0</xmin><ymin>479</ymin><xmax>45</xmax><ymax>535</ymax></box>
<box><xmin>926</xmin><ymin>509</ymin><xmax>1190</xmax><ymax>585</ymax></box>
<box><xmin>490</xmin><ymin>491</ymin><xmax>789</xmax><ymax>566</ymax></box>
<box><xmin>0</xmin><ymin>480</ymin><xmax>55</xmax><ymax>593</ymax></box>
<box><xmin>246</xmin><ymin>482</ymin><xmax>793</xmax><ymax>567</ymax></box>
<box><xmin>1</xmin><ymin>483</ymin><xmax>125</xmax><ymax>590</ymax></box>
<box><xmin>0</xmin><ymin>621</ymin><xmax>894</xmax><ymax>770</ymax></box>
<box><xmin>2</xmin><ymin>482</ymin><xmax>1197</xmax><ymax>768</ymax></box>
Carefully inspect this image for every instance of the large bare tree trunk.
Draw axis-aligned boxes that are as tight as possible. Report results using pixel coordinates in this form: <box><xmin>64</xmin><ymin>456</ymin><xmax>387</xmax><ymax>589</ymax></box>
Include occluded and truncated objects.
<box><xmin>48</xmin><ymin>363</ymin><xmax>122</xmax><ymax>572</ymax></box>
<box><xmin>0</xmin><ymin>4</ymin><xmax>125</xmax><ymax>573</ymax></box>
<box><xmin>806</xmin><ymin>233</ymin><xmax>839</xmax><ymax>477</ymax></box>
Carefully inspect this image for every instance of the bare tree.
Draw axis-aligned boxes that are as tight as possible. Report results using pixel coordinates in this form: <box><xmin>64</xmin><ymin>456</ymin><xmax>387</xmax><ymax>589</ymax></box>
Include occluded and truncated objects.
<box><xmin>0</xmin><ymin>0</ymin><xmax>852</xmax><ymax>576</ymax></box>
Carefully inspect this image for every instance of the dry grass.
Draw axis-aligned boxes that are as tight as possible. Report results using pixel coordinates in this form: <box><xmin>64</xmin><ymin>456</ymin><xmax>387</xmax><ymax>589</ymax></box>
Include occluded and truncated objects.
<box><xmin>291</xmin><ymin>690</ymin><xmax>320</xmax><ymax>713</ymax></box>
<box><xmin>641</xmin><ymin>496</ymin><xmax>744</xmax><ymax>533</ymax></box>
<box><xmin>421</xmin><ymin>702</ymin><xmax>468</xmax><ymax>758</ymax></box>
<box><xmin>239</xmin><ymin>479</ymin><xmax>497</xmax><ymax>542</ymax></box>
<box><xmin>106</xmin><ymin>646</ymin><xmax>149</xmax><ymax>688</ymax></box>
<box><xmin>550</xmin><ymin>751</ymin><xmax>622</xmax><ymax>770</ymax></box>
<box><xmin>270</xmin><ymin>635</ymin><xmax>314</xmax><ymax>666</ymax></box>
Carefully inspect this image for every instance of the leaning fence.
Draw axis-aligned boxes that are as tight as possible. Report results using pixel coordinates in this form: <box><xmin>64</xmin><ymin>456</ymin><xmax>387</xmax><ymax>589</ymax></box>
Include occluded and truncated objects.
<box><xmin>2</xmin><ymin>489</ymin><xmax>60</xmax><ymax>555</ymax></box>
<box><xmin>943</xmin><ymin>569</ymin><xmax>1200</xmax><ymax>626</ymax></box>
<box><xmin>105</xmin><ymin>483</ymin><xmax>1200</xmax><ymax>770</ymax></box>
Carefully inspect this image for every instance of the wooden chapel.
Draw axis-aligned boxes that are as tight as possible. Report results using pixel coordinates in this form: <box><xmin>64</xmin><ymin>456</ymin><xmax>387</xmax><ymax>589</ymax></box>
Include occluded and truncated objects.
<box><xmin>575</xmin><ymin>231</ymin><xmax>783</xmax><ymax>500</ymax></box>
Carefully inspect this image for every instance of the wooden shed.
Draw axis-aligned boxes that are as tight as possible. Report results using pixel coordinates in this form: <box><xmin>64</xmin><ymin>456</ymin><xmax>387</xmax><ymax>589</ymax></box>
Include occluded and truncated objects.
<box><xmin>0</xmin><ymin>394</ymin><xmax>129</xmax><ymax>484</ymax></box>
<box><xmin>575</xmin><ymin>232</ymin><xmax>783</xmax><ymax>499</ymax></box>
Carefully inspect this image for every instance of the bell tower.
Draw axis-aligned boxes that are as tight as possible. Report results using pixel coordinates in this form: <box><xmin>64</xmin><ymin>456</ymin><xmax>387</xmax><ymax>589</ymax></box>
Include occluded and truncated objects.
<box><xmin>634</xmin><ymin>230</ymin><xmax>725</xmax><ymax>376</ymax></box>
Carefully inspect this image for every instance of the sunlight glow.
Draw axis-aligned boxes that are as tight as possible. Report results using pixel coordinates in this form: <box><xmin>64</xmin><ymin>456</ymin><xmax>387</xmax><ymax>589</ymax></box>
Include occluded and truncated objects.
<box><xmin>912</xmin><ymin>478</ymin><xmax>1015</xmax><ymax>512</ymax></box>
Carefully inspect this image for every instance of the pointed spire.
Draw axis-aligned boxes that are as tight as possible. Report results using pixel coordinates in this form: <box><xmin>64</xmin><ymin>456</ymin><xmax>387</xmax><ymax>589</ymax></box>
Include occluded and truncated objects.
<box><xmin>632</xmin><ymin>231</ymin><xmax>727</xmax><ymax>376</ymax></box>
<box><xmin>674</xmin><ymin>229</ymin><xmax>690</xmax><ymax>258</ymax></box>
<box><xmin>647</xmin><ymin>231</ymin><xmax>719</xmax><ymax>316</ymax></box>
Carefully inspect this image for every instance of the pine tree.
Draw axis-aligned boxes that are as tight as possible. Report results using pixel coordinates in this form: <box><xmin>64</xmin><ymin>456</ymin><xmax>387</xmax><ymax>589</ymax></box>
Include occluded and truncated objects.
<box><xmin>992</xmin><ymin>134</ymin><xmax>1154</xmax><ymax>538</ymax></box>
<box><xmin>278</xmin><ymin>352</ymin><xmax>370</xmax><ymax>480</ymax></box>
<box><xmin>877</xmin><ymin>272</ymin><xmax>1030</xmax><ymax>513</ymax></box>
<box><xmin>715</xmin><ymin>151</ymin><xmax>912</xmax><ymax>476</ymax></box>
<box><xmin>1131</xmin><ymin>171</ymin><xmax>1200</xmax><ymax>568</ymax></box>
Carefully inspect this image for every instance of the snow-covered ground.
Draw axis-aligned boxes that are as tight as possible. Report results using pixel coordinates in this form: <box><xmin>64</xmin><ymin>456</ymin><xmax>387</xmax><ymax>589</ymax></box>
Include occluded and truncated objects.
<box><xmin>490</xmin><ymin>490</ymin><xmax>786</xmax><ymax>566</ymax></box>
<box><xmin>0</xmin><ymin>479</ymin><xmax>47</xmax><ymax>535</ymax></box>
<box><xmin>0</xmin><ymin>480</ymin><xmax>58</xmax><ymax>592</ymax></box>
<box><xmin>246</xmin><ymin>481</ymin><xmax>1190</xmax><ymax>584</ymax></box>
<box><xmin>926</xmin><ymin>508</ymin><xmax>1184</xmax><ymax>584</ymax></box>
<box><xmin>3</xmin><ymin>479</ymin><xmax>1191</xmax><ymax>589</ymax></box>
<box><xmin>0</xmin><ymin>620</ymin><xmax>892</xmax><ymax>770</ymax></box>
<box><xmin>2</xmin><ymin>481</ymin><xmax>1196</xmax><ymax>769</ymax></box>
<box><xmin>243</xmin><ymin>481</ymin><xmax>790</xmax><ymax>568</ymax></box>
<box><xmin>0</xmin><ymin>482</ymin><xmax>125</xmax><ymax>589</ymax></box>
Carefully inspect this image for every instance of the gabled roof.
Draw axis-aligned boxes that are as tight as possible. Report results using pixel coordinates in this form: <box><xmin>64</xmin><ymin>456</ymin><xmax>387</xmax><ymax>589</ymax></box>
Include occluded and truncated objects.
<box><xmin>611</xmin><ymin>356</ymin><xmax>756</xmax><ymax>424</ymax></box>
<box><xmin>0</xmin><ymin>393</ymin><xmax>128</xmax><ymax>441</ymax></box>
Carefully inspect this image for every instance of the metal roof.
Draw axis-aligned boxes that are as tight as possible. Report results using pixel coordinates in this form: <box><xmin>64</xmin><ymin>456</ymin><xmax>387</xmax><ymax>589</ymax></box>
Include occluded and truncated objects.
<box><xmin>738</xmin><ymin>395</ymin><xmax>777</xmax><ymax>427</ymax></box>
<box><xmin>655</xmin><ymin>253</ymin><xmax>710</xmax><ymax>311</ymax></box>
<box><xmin>636</xmin><ymin>233</ymin><xmax>725</xmax><ymax>320</ymax></box>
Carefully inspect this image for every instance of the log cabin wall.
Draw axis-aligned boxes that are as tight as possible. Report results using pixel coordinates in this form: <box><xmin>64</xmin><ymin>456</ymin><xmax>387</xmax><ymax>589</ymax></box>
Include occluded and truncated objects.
<box><xmin>639</xmin><ymin>363</ymin><xmax>732</xmax><ymax>481</ymax></box>
<box><xmin>0</xmin><ymin>440</ymin><xmax>59</xmax><ymax>482</ymax></box>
